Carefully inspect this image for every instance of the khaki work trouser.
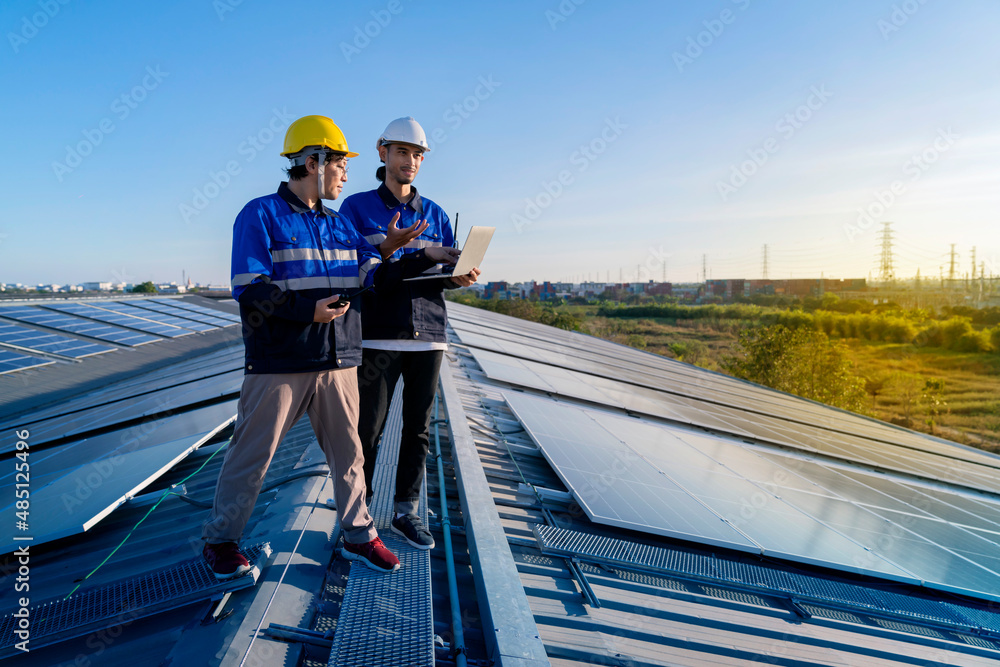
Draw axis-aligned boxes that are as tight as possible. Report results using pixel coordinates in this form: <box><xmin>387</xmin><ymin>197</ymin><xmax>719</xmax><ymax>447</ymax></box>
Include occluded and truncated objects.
<box><xmin>202</xmin><ymin>368</ymin><xmax>376</xmax><ymax>545</ymax></box>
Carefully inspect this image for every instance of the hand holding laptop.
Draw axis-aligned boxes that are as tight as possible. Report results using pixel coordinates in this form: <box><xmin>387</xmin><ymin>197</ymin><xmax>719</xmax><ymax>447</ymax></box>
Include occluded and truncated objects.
<box><xmin>425</xmin><ymin>246</ymin><xmax>461</xmax><ymax>264</ymax></box>
<box><xmin>405</xmin><ymin>226</ymin><xmax>495</xmax><ymax>282</ymax></box>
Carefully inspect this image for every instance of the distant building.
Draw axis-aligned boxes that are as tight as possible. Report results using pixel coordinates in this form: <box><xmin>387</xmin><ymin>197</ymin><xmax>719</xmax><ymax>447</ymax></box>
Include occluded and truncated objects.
<box><xmin>646</xmin><ymin>281</ymin><xmax>672</xmax><ymax>296</ymax></box>
<box><xmin>80</xmin><ymin>282</ymin><xmax>113</xmax><ymax>291</ymax></box>
<box><xmin>706</xmin><ymin>279</ymin><xmax>746</xmax><ymax>300</ymax></box>
<box><xmin>484</xmin><ymin>281</ymin><xmax>515</xmax><ymax>300</ymax></box>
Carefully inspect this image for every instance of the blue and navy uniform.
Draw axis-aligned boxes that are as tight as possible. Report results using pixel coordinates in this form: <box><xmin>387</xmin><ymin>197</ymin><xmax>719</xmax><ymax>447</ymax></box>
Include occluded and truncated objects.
<box><xmin>230</xmin><ymin>182</ymin><xmax>436</xmax><ymax>374</ymax></box>
<box><xmin>338</xmin><ymin>183</ymin><xmax>456</xmax><ymax>342</ymax></box>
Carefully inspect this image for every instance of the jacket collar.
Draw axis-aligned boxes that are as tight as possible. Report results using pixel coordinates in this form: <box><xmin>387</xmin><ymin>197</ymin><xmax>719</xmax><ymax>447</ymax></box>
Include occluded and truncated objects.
<box><xmin>376</xmin><ymin>182</ymin><xmax>423</xmax><ymax>215</ymax></box>
<box><xmin>278</xmin><ymin>181</ymin><xmax>337</xmax><ymax>218</ymax></box>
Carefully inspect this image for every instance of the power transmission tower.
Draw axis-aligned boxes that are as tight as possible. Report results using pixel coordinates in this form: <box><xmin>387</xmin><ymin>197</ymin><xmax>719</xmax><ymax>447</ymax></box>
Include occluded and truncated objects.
<box><xmin>876</xmin><ymin>222</ymin><xmax>895</xmax><ymax>284</ymax></box>
<box><xmin>948</xmin><ymin>244</ymin><xmax>957</xmax><ymax>285</ymax></box>
<box><xmin>702</xmin><ymin>254</ymin><xmax>707</xmax><ymax>283</ymax></box>
<box><xmin>971</xmin><ymin>246</ymin><xmax>977</xmax><ymax>282</ymax></box>
<box><xmin>761</xmin><ymin>244</ymin><xmax>770</xmax><ymax>279</ymax></box>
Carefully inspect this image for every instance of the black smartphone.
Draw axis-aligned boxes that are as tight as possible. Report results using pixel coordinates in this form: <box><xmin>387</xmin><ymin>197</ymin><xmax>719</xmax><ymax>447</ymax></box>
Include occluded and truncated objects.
<box><xmin>327</xmin><ymin>285</ymin><xmax>372</xmax><ymax>309</ymax></box>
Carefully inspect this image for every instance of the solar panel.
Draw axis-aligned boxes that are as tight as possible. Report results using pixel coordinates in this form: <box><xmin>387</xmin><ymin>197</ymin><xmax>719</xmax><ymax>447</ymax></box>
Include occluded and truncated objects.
<box><xmin>0</xmin><ymin>401</ymin><xmax>237</xmax><ymax>553</ymax></box>
<box><xmin>449</xmin><ymin>303</ymin><xmax>1000</xmax><ymax>471</ymax></box>
<box><xmin>0</xmin><ymin>305</ymin><xmax>160</xmax><ymax>346</ymax></box>
<box><xmin>503</xmin><ymin>389</ymin><xmax>1000</xmax><ymax>603</ymax></box>
<box><xmin>0</xmin><ymin>349</ymin><xmax>55</xmax><ymax>374</ymax></box>
<box><xmin>464</xmin><ymin>335</ymin><xmax>1000</xmax><ymax>496</ymax></box>
<box><xmin>127</xmin><ymin>299</ymin><xmax>235</xmax><ymax>327</ymax></box>
<box><xmin>23</xmin><ymin>370</ymin><xmax>243</xmax><ymax>446</ymax></box>
<box><xmin>0</xmin><ymin>321</ymin><xmax>116</xmax><ymax>359</ymax></box>
<box><xmin>149</xmin><ymin>297</ymin><xmax>242</xmax><ymax>323</ymax></box>
<box><xmin>90</xmin><ymin>301</ymin><xmax>216</xmax><ymax>332</ymax></box>
<box><xmin>0</xmin><ymin>345</ymin><xmax>244</xmax><ymax>436</ymax></box>
<box><xmin>42</xmin><ymin>302</ymin><xmax>191</xmax><ymax>338</ymax></box>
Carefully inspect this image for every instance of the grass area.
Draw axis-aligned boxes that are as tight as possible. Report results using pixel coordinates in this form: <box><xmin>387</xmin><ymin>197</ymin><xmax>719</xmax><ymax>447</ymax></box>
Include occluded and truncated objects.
<box><xmin>847</xmin><ymin>344</ymin><xmax>1000</xmax><ymax>450</ymax></box>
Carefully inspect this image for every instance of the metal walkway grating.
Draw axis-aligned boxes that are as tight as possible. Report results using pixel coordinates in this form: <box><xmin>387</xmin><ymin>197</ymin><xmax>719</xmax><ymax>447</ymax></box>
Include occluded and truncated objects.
<box><xmin>534</xmin><ymin>524</ymin><xmax>1000</xmax><ymax>641</ymax></box>
<box><xmin>0</xmin><ymin>542</ymin><xmax>270</xmax><ymax>658</ymax></box>
<box><xmin>328</xmin><ymin>382</ymin><xmax>434</xmax><ymax>667</ymax></box>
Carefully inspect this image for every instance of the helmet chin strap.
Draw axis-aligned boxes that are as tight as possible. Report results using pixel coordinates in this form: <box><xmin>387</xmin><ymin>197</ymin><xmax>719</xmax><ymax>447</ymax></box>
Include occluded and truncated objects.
<box><xmin>316</xmin><ymin>151</ymin><xmax>326</xmax><ymax>208</ymax></box>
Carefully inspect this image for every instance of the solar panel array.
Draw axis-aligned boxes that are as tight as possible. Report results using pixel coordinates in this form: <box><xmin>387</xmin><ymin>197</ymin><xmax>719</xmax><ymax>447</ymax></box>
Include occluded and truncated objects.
<box><xmin>42</xmin><ymin>302</ymin><xmax>193</xmax><ymax>338</ymax></box>
<box><xmin>0</xmin><ymin>321</ymin><xmax>115</xmax><ymax>359</ymax></box>
<box><xmin>149</xmin><ymin>297</ymin><xmax>242</xmax><ymax>324</ymax></box>
<box><xmin>0</xmin><ymin>305</ymin><xmax>160</xmax><ymax>346</ymax></box>
<box><xmin>504</xmin><ymin>390</ymin><xmax>1000</xmax><ymax>603</ymax></box>
<box><xmin>129</xmin><ymin>299</ymin><xmax>235</xmax><ymax>328</ymax></box>
<box><xmin>93</xmin><ymin>301</ymin><xmax>216</xmax><ymax>332</ymax></box>
<box><xmin>0</xmin><ymin>401</ymin><xmax>238</xmax><ymax>554</ymax></box>
<box><xmin>447</xmin><ymin>305</ymin><xmax>1000</xmax><ymax>495</ymax></box>
<box><xmin>0</xmin><ymin>349</ymin><xmax>54</xmax><ymax>375</ymax></box>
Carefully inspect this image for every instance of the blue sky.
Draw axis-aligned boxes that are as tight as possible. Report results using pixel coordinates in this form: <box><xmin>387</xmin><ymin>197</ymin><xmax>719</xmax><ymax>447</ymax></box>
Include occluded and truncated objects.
<box><xmin>1</xmin><ymin>0</ymin><xmax>998</xmax><ymax>286</ymax></box>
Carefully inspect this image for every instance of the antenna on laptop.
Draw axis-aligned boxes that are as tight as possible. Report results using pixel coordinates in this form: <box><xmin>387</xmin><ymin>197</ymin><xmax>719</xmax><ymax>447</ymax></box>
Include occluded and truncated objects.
<box><xmin>453</xmin><ymin>212</ymin><xmax>459</xmax><ymax>247</ymax></box>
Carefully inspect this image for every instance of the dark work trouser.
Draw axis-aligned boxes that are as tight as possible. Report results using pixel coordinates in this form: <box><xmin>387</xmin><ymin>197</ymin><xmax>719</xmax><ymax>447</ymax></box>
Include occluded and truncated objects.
<box><xmin>357</xmin><ymin>348</ymin><xmax>444</xmax><ymax>515</ymax></box>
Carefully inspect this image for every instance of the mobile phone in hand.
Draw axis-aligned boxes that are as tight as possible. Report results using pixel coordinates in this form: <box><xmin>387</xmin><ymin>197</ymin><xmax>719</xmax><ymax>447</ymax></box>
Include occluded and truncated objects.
<box><xmin>327</xmin><ymin>285</ymin><xmax>372</xmax><ymax>309</ymax></box>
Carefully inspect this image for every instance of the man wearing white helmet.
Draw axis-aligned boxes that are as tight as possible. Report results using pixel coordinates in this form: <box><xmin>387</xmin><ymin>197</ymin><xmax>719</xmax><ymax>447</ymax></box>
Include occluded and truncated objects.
<box><xmin>339</xmin><ymin>117</ymin><xmax>479</xmax><ymax>551</ymax></box>
<box><xmin>201</xmin><ymin>115</ymin><xmax>461</xmax><ymax>578</ymax></box>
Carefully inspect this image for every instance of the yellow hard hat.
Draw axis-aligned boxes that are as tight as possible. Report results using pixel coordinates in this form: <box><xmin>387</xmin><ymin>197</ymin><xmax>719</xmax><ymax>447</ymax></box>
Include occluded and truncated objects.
<box><xmin>281</xmin><ymin>115</ymin><xmax>359</xmax><ymax>159</ymax></box>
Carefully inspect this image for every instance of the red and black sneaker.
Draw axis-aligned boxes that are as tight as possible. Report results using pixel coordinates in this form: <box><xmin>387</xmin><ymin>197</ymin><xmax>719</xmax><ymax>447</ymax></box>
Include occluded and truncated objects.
<box><xmin>203</xmin><ymin>541</ymin><xmax>251</xmax><ymax>580</ymax></box>
<box><xmin>342</xmin><ymin>536</ymin><xmax>401</xmax><ymax>573</ymax></box>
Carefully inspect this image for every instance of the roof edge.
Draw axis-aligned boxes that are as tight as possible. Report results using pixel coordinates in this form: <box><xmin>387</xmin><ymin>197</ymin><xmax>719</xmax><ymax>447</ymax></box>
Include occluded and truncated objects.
<box><xmin>439</xmin><ymin>360</ymin><xmax>550</xmax><ymax>667</ymax></box>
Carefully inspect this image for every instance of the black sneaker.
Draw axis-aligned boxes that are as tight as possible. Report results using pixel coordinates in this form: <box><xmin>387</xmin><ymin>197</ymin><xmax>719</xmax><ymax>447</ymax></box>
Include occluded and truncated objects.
<box><xmin>203</xmin><ymin>542</ymin><xmax>251</xmax><ymax>580</ymax></box>
<box><xmin>391</xmin><ymin>514</ymin><xmax>435</xmax><ymax>550</ymax></box>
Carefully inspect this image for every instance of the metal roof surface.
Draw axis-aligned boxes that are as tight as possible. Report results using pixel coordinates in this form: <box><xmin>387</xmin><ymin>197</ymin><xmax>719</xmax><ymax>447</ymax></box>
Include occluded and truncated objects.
<box><xmin>4</xmin><ymin>296</ymin><xmax>1000</xmax><ymax>666</ymax></box>
<box><xmin>442</xmin><ymin>301</ymin><xmax>1000</xmax><ymax>666</ymax></box>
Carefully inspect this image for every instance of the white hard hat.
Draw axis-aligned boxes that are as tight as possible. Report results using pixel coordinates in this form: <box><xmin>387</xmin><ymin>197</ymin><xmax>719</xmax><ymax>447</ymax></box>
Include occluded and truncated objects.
<box><xmin>376</xmin><ymin>116</ymin><xmax>430</xmax><ymax>152</ymax></box>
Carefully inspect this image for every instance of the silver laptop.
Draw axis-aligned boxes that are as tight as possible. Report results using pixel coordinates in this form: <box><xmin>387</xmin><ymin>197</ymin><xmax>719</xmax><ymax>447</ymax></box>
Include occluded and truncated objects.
<box><xmin>404</xmin><ymin>226</ymin><xmax>495</xmax><ymax>281</ymax></box>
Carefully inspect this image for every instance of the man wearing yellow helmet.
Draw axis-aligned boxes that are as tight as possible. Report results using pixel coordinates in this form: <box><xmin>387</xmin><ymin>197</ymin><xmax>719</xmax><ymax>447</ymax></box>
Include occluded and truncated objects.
<box><xmin>201</xmin><ymin>115</ymin><xmax>460</xmax><ymax>577</ymax></box>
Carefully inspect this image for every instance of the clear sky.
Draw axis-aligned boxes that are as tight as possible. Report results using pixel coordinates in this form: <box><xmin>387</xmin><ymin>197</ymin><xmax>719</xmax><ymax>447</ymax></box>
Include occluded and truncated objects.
<box><xmin>2</xmin><ymin>0</ymin><xmax>998</xmax><ymax>287</ymax></box>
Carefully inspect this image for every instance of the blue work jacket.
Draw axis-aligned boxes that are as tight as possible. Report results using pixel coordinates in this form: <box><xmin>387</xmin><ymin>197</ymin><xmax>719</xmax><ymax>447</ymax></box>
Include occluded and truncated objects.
<box><xmin>231</xmin><ymin>182</ymin><xmax>436</xmax><ymax>373</ymax></box>
<box><xmin>339</xmin><ymin>184</ymin><xmax>456</xmax><ymax>343</ymax></box>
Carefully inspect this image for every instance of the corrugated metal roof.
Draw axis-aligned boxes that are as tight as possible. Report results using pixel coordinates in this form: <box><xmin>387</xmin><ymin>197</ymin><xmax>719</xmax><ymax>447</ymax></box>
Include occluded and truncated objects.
<box><xmin>6</xmin><ymin>294</ymin><xmax>1000</xmax><ymax>667</ymax></box>
<box><xmin>441</xmin><ymin>302</ymin><xmax>1000</xmax><ymax>666</ymax></box>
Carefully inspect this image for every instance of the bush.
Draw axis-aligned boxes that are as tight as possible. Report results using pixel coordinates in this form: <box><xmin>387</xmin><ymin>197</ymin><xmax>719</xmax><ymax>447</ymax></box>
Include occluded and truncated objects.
<box><xmin>721</xmin><ymin>324</ymin><xmax>868</xmax><ymax>413</ymax></box>
<box><xmin>940</xmin><ymin>317</ymin><xmax>974</xmax><ymax>349</ymax></box>
<box><xmin>955</xmin><ymin>330</ymin><xmax>993</xmax><ymax>353</ymax></box>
